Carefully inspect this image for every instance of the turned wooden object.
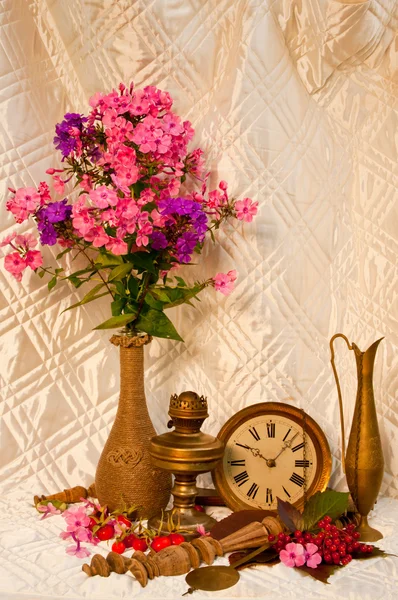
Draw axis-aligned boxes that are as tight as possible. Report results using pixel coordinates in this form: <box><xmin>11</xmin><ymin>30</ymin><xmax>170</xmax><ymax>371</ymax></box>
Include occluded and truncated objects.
<box><xmin>82</xmin><ymin>515</ymin><xmax>284</xmax><ymax>587</ymax></box>
<box><xmin>34</xmin><ymin>483</ymin><xmax>96</xmax><ymax>506</ymax></box>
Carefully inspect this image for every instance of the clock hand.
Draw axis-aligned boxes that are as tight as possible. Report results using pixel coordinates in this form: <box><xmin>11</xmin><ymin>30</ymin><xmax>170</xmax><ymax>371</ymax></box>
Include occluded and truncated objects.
<box><xmin>238</xmin><ymin>444</ymin><xmax>272</xmax><ymax>464</ymax></box>
<box><xmin>272</xmin><ymin>432</ymin><xmax>300</xmax><ymax>462</ymax></box>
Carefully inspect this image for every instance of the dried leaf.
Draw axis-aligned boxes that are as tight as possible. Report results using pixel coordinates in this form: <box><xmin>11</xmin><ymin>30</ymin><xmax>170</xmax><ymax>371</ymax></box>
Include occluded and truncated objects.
<box><xmin>210</xmin><ymin>510</ymin><xmax>274</xmax><ymax>541</ymax></box>
<box><xmin>277</xmin><ymin>497</ymin><xmax>304</xmax><ymax>531</ymax></box>
<box><xmin>297</xmin><ymin>563</ymin><xmax>338</xmax><ymax>584</ymax></box>
<box><xmin>229</xmin><ymin>548</ymin><xmax>279</xmax><ymax>571</ymax></box>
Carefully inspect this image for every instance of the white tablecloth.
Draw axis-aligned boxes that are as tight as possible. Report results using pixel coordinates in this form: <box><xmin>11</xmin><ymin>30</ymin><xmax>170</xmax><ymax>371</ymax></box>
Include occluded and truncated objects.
<box><xmin>0</xmin><ymin>487</ymin><xmax>397</xmax><ymax>600</ymax></box>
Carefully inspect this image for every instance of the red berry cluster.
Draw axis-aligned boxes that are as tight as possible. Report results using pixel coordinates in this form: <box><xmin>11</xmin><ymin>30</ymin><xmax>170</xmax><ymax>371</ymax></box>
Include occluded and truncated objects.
<box><xmin>268</xmin><ymin>515</ymin><xmax>374</xmax><ymax>567</ymax></box>
<box><xmin>111</xmin><ymin>532</ymin><xmax>185</xmax><ymax>554</ymax></box>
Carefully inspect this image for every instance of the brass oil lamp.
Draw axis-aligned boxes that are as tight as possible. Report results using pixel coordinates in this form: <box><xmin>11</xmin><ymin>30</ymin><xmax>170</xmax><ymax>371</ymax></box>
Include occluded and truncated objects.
<box><xmin>148</xmin><ymin>391</ymin><xmax>224</xmax><ymax>539</ymax></box>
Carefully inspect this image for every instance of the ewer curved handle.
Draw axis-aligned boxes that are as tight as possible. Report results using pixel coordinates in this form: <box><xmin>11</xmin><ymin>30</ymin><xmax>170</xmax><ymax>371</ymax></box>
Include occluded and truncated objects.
<box><xmin>330</xmin><ymin>333</ymin><xmax>353</xmax><ymax>474</ymax></box>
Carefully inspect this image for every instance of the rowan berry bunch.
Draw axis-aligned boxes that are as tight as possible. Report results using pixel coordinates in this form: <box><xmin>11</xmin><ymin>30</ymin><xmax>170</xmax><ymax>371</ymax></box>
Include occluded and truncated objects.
<box><xmin>269</xmin><ymin>515</ymin><xmax>374</xmax><ymax>568</ymax></box>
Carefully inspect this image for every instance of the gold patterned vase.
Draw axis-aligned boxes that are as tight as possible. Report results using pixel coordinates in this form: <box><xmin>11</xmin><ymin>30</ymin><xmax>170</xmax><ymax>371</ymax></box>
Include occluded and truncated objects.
<box><xmin>95</xmin><ymin>333</ymin><xmax>172</xmax><ymax>517</ymax></box>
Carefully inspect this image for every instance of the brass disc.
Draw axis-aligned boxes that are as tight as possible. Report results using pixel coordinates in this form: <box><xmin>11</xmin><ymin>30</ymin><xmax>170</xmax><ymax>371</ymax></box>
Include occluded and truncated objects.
<box><xmin>185</xmin><ymin>566</ymin><xmax>240</xmax><ymax>592</ymax></box>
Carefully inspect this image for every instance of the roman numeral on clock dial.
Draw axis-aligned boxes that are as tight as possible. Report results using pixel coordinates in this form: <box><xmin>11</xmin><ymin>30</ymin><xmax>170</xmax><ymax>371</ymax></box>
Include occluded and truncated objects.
<box><xmin>292</xmin><ymin>442</ymin><xmax>305</xmax><ymax>453</ymax></box>
<box><xmin>230</xmin><ymin>459</ymin><xmax>246</xmax><ymax>466</ymax></box>
<box><xmin>247</xmin><ymin>483</ymin><xmax>259</xmax><ymax>499</ymax></box>
<box><xmin>234</xmin><ymin>470</ymin><xmax>249</xmax><ymax>486</ymax></box>
<box><xmin>295</xmin><ymin>459</ymin><xmax>310</xmax><ymax>468</ymax></box>
<box><xmin>282</xmin><ymin>486</ymin><xmax>291</xmax><ymax>498</ymax></box>
<box><xmin>267</xmin><ymin>423</ymin><xmax>275</xmax><ymax>438</ymax></box>
<box><xmin>283</xmin><ymin>428</ymin><xmax>292</xmax><ymax>441</ymax></box>
<box><xmin>249</xmin><ymin>427</ymin><xmax>260</xmax><ymax>441</ymax></box>
<box><xmin>266</xmin><ymin>488</ymin><xmax>273</xmax><ymax>504</ymax></box>
<box><xmin>290</xmin><ymin>472</ymin><xmax>305</xmax><ymax>487</ymax></box>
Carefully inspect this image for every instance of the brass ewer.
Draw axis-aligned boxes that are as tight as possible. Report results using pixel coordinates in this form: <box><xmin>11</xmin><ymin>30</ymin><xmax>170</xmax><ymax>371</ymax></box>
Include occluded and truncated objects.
<box><xmin>330</xmin><ymin>334</ymin><xmax>384</xmax><ymax>542</ymax></box>
<box><xmin>148</xmin><ymin>391</ymin><xmax>224</xmax><ymax>540</ymax></box>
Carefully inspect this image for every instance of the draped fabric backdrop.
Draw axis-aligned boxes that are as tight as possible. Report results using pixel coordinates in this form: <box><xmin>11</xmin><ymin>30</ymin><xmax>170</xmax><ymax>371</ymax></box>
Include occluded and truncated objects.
<box><xmin>0</xmin><ymin>0</ymin><xmax>397</xmax><ymax>504</ymax></box>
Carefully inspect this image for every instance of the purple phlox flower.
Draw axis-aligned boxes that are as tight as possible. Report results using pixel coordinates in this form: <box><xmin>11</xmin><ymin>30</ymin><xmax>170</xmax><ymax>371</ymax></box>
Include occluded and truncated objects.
<box><xmin>159</xmin><ymin>197</ymin><xmax>201</xmax><ymax>218</ymax></box>
<box><xmin>37</xmin><ymin>502</ymin><xmax>61</xmax><ymax>520</ymax></box>
<box><xmin>151</xmin><ymin>231</ymin><xmax>168</xmax><ymax>250</ymax></box>
<box><xmin>192</xmin><ymin>212</ymin><xmax>208</xmax><ymax>238</ymax></box>
<box><xmin>45</xmin><ymin>199</ymin><xmax>72</xmax><ymax>223</ymax></box>
<box><xmin>39</xmin><ymin>224</ymin><xmax>57</xmax><ymax>246</ymax></box>
<box><xmin>54</xmin><ymin>113</ymin><xmax>88</xmax><ymax>158</ymax></box>
<box><xmin>176</xmin><ymin>231</ymin><xmax>199</xmax><ymax>263</ymax></box>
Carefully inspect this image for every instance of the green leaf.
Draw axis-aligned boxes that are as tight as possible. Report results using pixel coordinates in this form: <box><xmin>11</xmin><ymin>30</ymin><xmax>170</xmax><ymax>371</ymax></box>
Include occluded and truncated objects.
<box><xmin>111</xmin><ymin>298</ymin><xmax>126</xmax><ymax>316</ymax></box>
<box><xmin>128</xmin><ymin>276</ymin><xmax>139</xmax><ymax>298</ymax></box>
<box><xmin>61</xmin><ymin>283</ymin><xmax>109</xmax><ymax>313</ymax></box>
<box><xmin>68</xmin><ymin>276</ymin><xmax>84</xmax><ymax>288</ymax></box>
<box><xmin>113</xmin><ymin>281</ymin><xmax>127</xmax><ymax>297</ymax></box>
<box><xmin>163</xmin><ymin>285</ymin><xmax>204</xmax><ymax>309</ymax></box>
<box><xmin>150</xmin><ymin>289</ymin><xmax>170</xmax><ymax>303</ymax></box>
<box><xmin>56</xmin><ymin>248</ymin><xmax>72</xmax><ymax>260</ymax></box>
<box><xmin>93</xmin><ymin>313</ymin><xmax>138</xmax><ymax>330</ymax></box>
<box><xmin>128</xmin><ymin>252</ymin><xmax>157</xmax><ymax>274</ymax></box>
<box><xmin>108</xmin><ymin>263</ymin><xmax>133</xmax><ymax>281</ymax></box>
<box><xmin>135</xmin><ymin>309</ymin><xmax>183</xmax><ymax>341</ymax></box>
<box><xmin>95</xmin><ymin>251</ymin><xmax>123</xmax><ymax>267</ymax></box>
<box><xmin>48</xmin><ymin>276</ymin><xmax>57</xmax><ymax>291</ymax></box>
<box><xmin>175</xmin><ymin>276</ymin><xmax>187</xmax><ymax>287</ymax></box>
<box><xmin>38</xmin><ymin>270</ymin><xmax>45</xmax><ymax>279</ymax></box>
<box><xmin>301</xmin><ymin>491</ymin><xmax>350</xmax><ymax>531</ymax></box>
<box><xmin>145</xmin><ymin>294</ymin><xmax>164</xmax><ymax>310</ymax></box>
<box><xmin>277</xmin><ymin>497</ymin><xmax>304</xmax><ymax>532</ymax></box>
<box><xmin>55</xmin><ymin>268</ymin><xmax>64</xmax><ymax>275</ymax></box>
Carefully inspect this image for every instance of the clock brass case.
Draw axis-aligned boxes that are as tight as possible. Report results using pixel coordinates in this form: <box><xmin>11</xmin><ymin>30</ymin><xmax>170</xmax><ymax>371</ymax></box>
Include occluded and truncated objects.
<box><xmin>212</xmin><ymin>402</ymin><xmax>332</xmax><ymax>512</ymax></box>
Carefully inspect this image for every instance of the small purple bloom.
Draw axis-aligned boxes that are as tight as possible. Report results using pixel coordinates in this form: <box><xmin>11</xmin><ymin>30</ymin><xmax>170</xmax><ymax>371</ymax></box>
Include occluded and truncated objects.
<box><xmin>39</xmin><ymin>224</ymin><xmax>57</xmax><ymax>245</ymax></box>
<box><xmin>176</xmin><ymin>231</ymin><xmax>199</xmax><ymax>263</ymax></box>
<box><xmin>54</xmin><ymin>113</ymin><xmax>88</xmax><ymax>158</ymax></box>
<box><xmin>151</xmin><ymin>231</ymin><xmax>168</xmax><ymax>250</ymax></box>
<box><xmin>45</xmin><ymin>199</ymin><xmax>72</xmax><ymax>223</ymax></box>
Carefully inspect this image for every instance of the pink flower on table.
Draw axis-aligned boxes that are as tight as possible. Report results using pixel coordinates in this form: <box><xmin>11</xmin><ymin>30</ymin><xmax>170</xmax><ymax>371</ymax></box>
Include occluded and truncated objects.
<box><xmin>0</xmin><ymin>232</ymin><xmax>16</xmax><ymax>247</ymax></box>
<box><xmin>84</xmin><ymin>226</ymin><xmax>110</xmax><ymax>248</ymax></box>
<box><xmin>196</xmin><ymin>525</ymin><xmax>210</xmax><ymax>537</ymax></box>
<box><xmin>304</xmin><ymin>543</ymin><xmax>322</xmax><ymax>568</ymax></box>
<box><xmin>37</xmin><ymin>502</ymin><xmax>61</xmax><ymax>520</ymax></box>
<box><xmin>106</xmin><ymin>237</ymin><xmax>128</xmax><ymax>255</ymax></box>
<box><xmin>89</xmin><ymin>186</ymin><xmax>119</xmax><ymax>208</ymax></box>
<box><xmin>25</xmin><ymin>250</ymin><xmax>43</xmax><ymax>270</ymax></box>
<box><xmin>235</xmin><ymin>198</ymin><xmax>258</xmax><ymax>222</ymax></box>
<box><xmin>213</xmin><ymin>270</ymin><xmax>237</xmax><ymax>296</ymax></box>
<box><xmin>280</xmin><ymin>542</ymin><xmax>306</xmax><ymax>568</ymax></box>
<box><xmin>4</xmin><ymin>253</ymin><xmax>26</xmax><ymax>279</ymax></box>
<box><xmin>64</xmin><ymin>506</ymin><xmax>90</xmax><ymax>532</ymax></box>
<box><xmin>66</xmin><ymin>545</ymin><xmax>90</xmax><ymax>559</ymax></box>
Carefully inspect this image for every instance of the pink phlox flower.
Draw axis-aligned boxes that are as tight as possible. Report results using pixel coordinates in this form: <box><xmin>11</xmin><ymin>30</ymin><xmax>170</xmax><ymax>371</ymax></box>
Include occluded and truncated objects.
<box><xmin>304</xmin><ymin>543</ymin><xmax>322</xmax><ymax>568</ymax></box>
<box><xmin>64</xmin><ymin>506</ymin><xmax>90</xmax><ymax>532</ymax></box>
<box><xmin>14</xmin><ymin>233</ymin><xmax>37</xmax><ymax>249</ymax></box>
<box><xmin>162</xmin><ymin>112</ymin><xmax>184</xmax><ymax>136</ymax></box>
<box><xmin>84</xmin><ymin>226</ymin><xmax>110</xmax><ymax>248</ymax></box>
<box><xmin>139</xmin><ymin>188</ymin><xmax>156</xmax><ymax>206</ymax></box>
<box><xmin>235</xmin><ymin>197</ymin><xmax>258</xmax><ymax>223</ymax></box>
<box><xmin>71</xmin><ymin>196</ymin><xmax>88</xmax><ymax>217</ymax></box>
<box><xmin>196</xmin><ymin>525</ymin><xmax>210</xmax><ymax>537</ymax></box>
<box><xmin>25</xmin><ymin>250</ymin><xmax>43</xmax><ymax>270</ymax></box>
<box><xmin>89</xmin><ymin>91</ymin><xmax>105</xmax><ymax>110</ymax></box>
<box><xmin>59</xmin><ymin>531</ymin><xmax>72</xmax><ymax>540</ymax></box>
<box><xmin>102</xmin><ymin>108</ymin><xmax>118</xmax><ymax>128</ymax></box>
<box><xmin>37</xmin><ymin>502</ymin><xmax>61</xmax><ymax>520</ymax></box>
<box><xmin>183</xmin><ymin>120</ymin><xmax>195</xmax><ymax>140</ymax></box>
<box><xmin>112</xmin><ymin>166</ymin><xmax>139</xmax><ymax>187</ymax></box>
<box><xmin>72</xmin><ymin>211</ymin><xmax>95</xmax><ymax>236</ymax></box>
<box><xmin>207</xmin><ymin>189</ymin><xmax>224</xmax><ymax>210</ymax></box>
<box><xmin>89</xmin><ymin>186</ymin><xmax>118</xmax><ymax>209</ymax></box>
<box><xmin>0</xmin><ymin>232</ymin><xmax>16</xmax><ymax>247</ymax></box>
<box><xmin>115</xmin><ymin>198</ymin><xmax>139</xmax><ymax>221</ymax></box>
<box><xmin>74</xmin><ymin>526</ymin><xmax>90</xmax><ymax>542</ymax></box>
<box><xmin>136</xmin><ymin>221</ymin><xmax>153</xmax><ymax>247</ymax></box>
<box><xmin>219</xmin><ymin>180</ymin><xmax>228</xmax><ymax>191</ymax></box>
<box><xmin>4</xmin><ymin>253</ymin><xmax>26</xmax><ymax>279</ymax></box>
<box><xmin>101</xmin><ymin>208</ymin><xmax>119</xmax><ymax>227</ymax></box>
<box><xmin>79</xmin><ymin>174</ymin><xmax>93</xmax><ymax>192</ymax></box>
<box><xmin>52</xmin><ymin>175</ymin><xmax>65</xmax><ymax>195</ymax></box>
<box><xmin>66</xmin><ymin>544</ymin><xmax>91</xmax><ymax>559</ymax></box>
<box><xmin>151</xmin><ymin>209</ymin><xmax>167</xmax><ymax>228</ymax></box>
<box><xmin>6</xmin><ymin>187</ymin><xmax>41</xmax><ymax>223</ymax></box>
<box><xmin>213</xmin><ymin>270</ymin><xmax>237</xmax><ymax>296</ymax></box>
<box><xmin>106</xmin><ymin>237</ymin><xmax>128</xmax><ymax>255</ymax></box>
<box><xmin>280</xmin><ymin>542</ymin><xmax>306</xmax><ymax>568</ymax></box>
<box><xmin>38</xmin><ymin>181</ymin><xmax>52</xmax><ymax>203</ymax></box>
<box><xmin>130</xmin><ymin>89</ymin><xmax>150</xmax><ymax>116</ymax></box>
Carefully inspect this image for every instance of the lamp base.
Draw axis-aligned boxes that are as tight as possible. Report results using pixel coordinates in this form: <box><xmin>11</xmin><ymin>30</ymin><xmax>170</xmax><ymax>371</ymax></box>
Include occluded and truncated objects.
<box><xmin>148</xmin><ymin>508</ymin><xmax>217</xmax><ymax>541</ymax></box>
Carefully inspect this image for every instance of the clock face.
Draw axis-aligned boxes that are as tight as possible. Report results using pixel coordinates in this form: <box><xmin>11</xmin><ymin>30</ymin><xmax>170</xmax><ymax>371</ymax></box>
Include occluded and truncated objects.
<box><xmin>223</xmin><ymin>415</ymin><xmax>316</xmax><ymax>510</ymax></box>
<box><xmin>212</xmin><ymin>403</ymin><xmax>331</xmax><ymax>512</ymax></box>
